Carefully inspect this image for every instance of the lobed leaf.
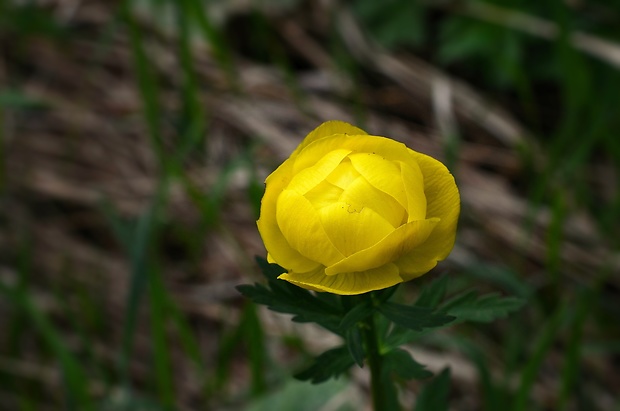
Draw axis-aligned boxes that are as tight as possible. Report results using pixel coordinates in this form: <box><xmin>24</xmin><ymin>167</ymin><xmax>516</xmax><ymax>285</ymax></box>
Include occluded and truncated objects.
<box><xmin>442</xmin><ymin>291</ymin><xmax>525</xmax><ymax>323</ymax></box>
<box><xmin>237</xmin><ymin>257</ymin><xmax>344</xmax><ymax>333</ymax></box>
<box><xmin>339</xmin><ymin>300</ymin><xmax>375</xmax><ymax>332</ymax></box>
<box><xmin>382</xmin><ymin>348</ymin><xmax>432</xmax><ymax>380</ymax></box>
<box><xmin>345</xmin><ymin>326</ymin><xmax>365</xmax><ymax>367</ymax></box>
<box><xmin>294</xmin><ymin>346</ymin><xmax>355</xmax><ymax>384</ymax></box>
<box><xmin>378</xmin><ymin>302</ymin><xmax>455</xmax><ymax>331</ymax></box>
<box><xmin>416</xmin><ymin>275</ymin><xmax>448</xmax><ymax>308</ymax></box>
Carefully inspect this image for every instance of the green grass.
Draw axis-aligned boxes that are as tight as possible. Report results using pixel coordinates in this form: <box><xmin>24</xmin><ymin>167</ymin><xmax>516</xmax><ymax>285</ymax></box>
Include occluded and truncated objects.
<box><xmin>1</xmin><ymin>0</ymin><xmax>619</xmax><ymax>409</ymax></box>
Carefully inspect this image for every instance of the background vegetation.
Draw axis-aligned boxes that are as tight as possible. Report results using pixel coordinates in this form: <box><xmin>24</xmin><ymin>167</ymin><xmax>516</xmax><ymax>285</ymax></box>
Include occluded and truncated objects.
<box><xmin>1</xmin><ymin>0</ymin><xmax>619</xmax><ymax>409</ymax></box>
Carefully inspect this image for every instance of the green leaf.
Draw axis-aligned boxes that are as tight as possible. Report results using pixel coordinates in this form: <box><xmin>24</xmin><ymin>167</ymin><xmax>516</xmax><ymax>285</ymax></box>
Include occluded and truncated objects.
<box><xmin>339</xmin><ymin>300</ymin><xmax>375</xmax><ymax>332</ymax></box>
<box><xmin>255</xmin><ymin>256</ymin><xmax>287</xmax><ymax>280</ymax></box>
<box><xmin>373</xmin><ymin>284</ymin><xmax>400</xmax><ymax>304</ymax></box>
<box><xmin>413</xmin><ymin>368</ymin><xmax>451</xmax><ymax>411</ymax></box>
<box><xmin>383</xmin><ymin>348</ymin><xmax>432</xmax><ymax>380</ymax></box>
<box><xmin>295</xmin><ymin>346</ymin><xmax>355</xmax><ymax>384</ymax></box>
<box><xmin>442</xmin><ymin>292</ymin><xmax>525</xmax><ymax>323</ymax></box>
<box><xmin>237</xmin><ymin>257</ymin><xmax>344</xmax><ymax>333</ymax></box>
<box><xmin>345</xmin><ymin>326</ymin><xmax>365</xmax><ymax>367</ymax></box>
<box><xmin>416</xmin><ymin>275</ymin><xmax>448</xmax><ymax>308</ymax></box>
<box><xmin>378</xmin><ymin>302</ymin><xmax>455</xmax><ymax>331</ymax></box>
<box><xmin>462</xmin><ymin>263</ymin><xmax>532</xmax><ymax>298</ymax></box>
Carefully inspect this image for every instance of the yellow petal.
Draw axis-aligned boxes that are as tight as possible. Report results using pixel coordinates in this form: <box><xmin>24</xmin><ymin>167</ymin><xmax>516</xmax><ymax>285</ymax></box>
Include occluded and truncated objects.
<box><xmin>326</xmin><ymin>159</ymin><xmax>360</xmax><ymax>190</ymax></box>
<box><xmin>409</xmin><ymin>149</ymin><xmax>460</xmax><ymax>259</ymax></box>
<box><xmin>317</xmin><ymin>201</ymin><xmax>395</xmax><ymax>257</ymax></box>
<box><xmin>293</xmin><ymin>134</ymin><xmax>412</xmax><ymax>174</ymax></box>
<box><xmin>258</xmin><ymin>160</ymin><xmax>320</xmax><ymax>273</ymax></box>
<box><xmin>348</xmin><ymin>152</ymin><xmax>408</xmax><ymax>210</ymax></box>
<box><xmin>325</xmin><ymin>218</ymin><xmax>439</xmax><ymax>275</ymax></box>
<box><xmin>287</xmin><ymin>149</ymin><xmax>351</xmax><ymax>195</ymax></box>
<box><xmin>276</xmin><ymin>189</ymin><xmax>345</xmax><ymax>266</ymax></box>
<box><xmin>398</xmin><ymin>160</ymin><xmax>426</xmax><ymax>221</ymax></box>
<box><xmin>396</xmin><ymin>254</ymin><xmax>441</xmax><ymax>281</ymax></box>
<box><xmin>395</xmin><ymin>150</ymin><xmax>460</xmax><ymax>278</ymax></box>
<box><xmin>339</xmin><ymin>175</ymin><xmax>405</xmax><ymax>228</ymax></box>
<box><xmin>279</xmin><ymin>263</ymin><xmax>403</xmax><ymax>295</ymax></box>
<box><xmin>304</xmin><ymin>180</ymin><xmax>343</xmax><ymax>210</ymax></box>
<box><xmin>292</xmin><ymin>121</ymin><xmax>367</xmax><ymax>158</ymax></box>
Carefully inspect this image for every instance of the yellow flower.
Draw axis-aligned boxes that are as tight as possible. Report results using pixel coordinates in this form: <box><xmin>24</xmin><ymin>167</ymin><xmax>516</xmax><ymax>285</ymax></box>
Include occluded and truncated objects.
<box><xmin>257</xmin><ymin>121</ymin><xmax>460</xmax><ymax>295</ymax></box>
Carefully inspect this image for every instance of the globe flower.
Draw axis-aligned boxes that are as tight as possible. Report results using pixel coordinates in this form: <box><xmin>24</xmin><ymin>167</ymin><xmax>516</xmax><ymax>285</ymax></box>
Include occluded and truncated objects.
<box><xmin>257</xmin><ymin>121</ymin><xmax>460</xmax><ymax>295</ymax></box>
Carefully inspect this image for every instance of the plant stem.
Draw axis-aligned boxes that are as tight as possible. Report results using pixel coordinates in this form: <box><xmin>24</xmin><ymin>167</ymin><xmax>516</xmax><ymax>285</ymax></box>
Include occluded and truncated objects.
<box><xmin>362</xmin><ymin>312</ymin><xmax>385</xmax><ymax>410</ymax></box>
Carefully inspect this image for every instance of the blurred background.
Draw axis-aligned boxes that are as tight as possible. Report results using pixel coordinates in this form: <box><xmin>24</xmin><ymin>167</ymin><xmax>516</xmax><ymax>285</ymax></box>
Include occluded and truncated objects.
<box><xmin>1</xmin><ymin>0</ymin><xmax>619</xmax><ymax>410</ymax></box>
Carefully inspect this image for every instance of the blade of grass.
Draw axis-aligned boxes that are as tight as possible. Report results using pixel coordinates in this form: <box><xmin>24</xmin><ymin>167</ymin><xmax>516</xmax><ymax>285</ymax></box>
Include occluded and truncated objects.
<box><xmin>120</xmin><ymin>0</ymin><xmax>166</xmax><ymax>172</ymax></box>
<box><xmin>513</xmin><ymin>301</ymin><xmax>568</xmax><ymax>411</ymax></box>
<box><xmin>0</xmin><ymin>283</ymin><xmax>93</xmax><ymax>411</ymax></box>
<box><xmin>0</xmin><ymin>103</ymin><xmax>5</xmax><ymax>192</ymax></box>
<box><xmin>174</xmin><ymin>0</ymin><xmax>208</xmax><ymax>162</ymax></box>
<box><xmin>106</xmin><ymin>180</ymin><xmax>169</xmax><ymax>389</ymax></box>
<box><xmin>188</xmin><ymin>0</ymin><xmax>237</xmax><ymax>89</ymax></box>
<box><xmin>557</xmin><ymin>292</ymin><xmax>587</xmax><ymax>410</ymax></box>
<box><xmin>242</xmin><ymin>303</ymin><xmax>267</xmax><ymax>396</ymax></box>
<box><xmin>545</xmin><ymin>191</ymin><xmax>566</xmax><ymax>287</ymax></box>
<box><xmin>148</xmin><ymin>264</ymin><xmax>175</xmax><ymax>407</ymax></box>
<box><xmin>211</xmin><ymin>302</ymin><xmax>268</xmax><ymax>399</ymax></box>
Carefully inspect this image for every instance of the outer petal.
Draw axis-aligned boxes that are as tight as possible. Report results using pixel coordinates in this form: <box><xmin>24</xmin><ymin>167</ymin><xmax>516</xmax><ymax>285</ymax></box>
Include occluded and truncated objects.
<box><xmin>325</xmin><ymin>218</ymin><xmax>439</xmax><ymax>275</ymax></box>
<box><xmin>293</xmin><ymin>134</ymin><xmax>413</xmax><ymax>174</ymax></box>
<box><xmin>317</xmin><ymin>201</ymin><xmax>395</xmax><ymax>257</ymax></box>
<box><xmin>291</xmin><ymin>121</ymin><xmax>367</xmax><ymax>159</ymax></box>
<box><xmin>396</xmin><ymin>255</ymin><xmax>440</xmax><ymax>281</ymax></box>
<box><xmin>258</xmin><ymin>160</ymin><xmax>320</xmax><ymax>273</ymax></box>
<box><xmin>279</xmin><ymin>263</ymin><xmax>403</xmax><ymax>295</ymax></box>
<box><xmin>348</xmin><ymin>152</ymin><xmax>408</xmax><ymax>210</ymax></box>
<box><xmin>396</xmin><ymin>150</ymin><xmax>460</xmax><ymax>277</ymax></box>
<box><xmin>276</xmin><ymin>189</ymin><xmax>345</xmax><ymax>266</ymax></box>
<box><xmin>399</xmin><ymin>160</ymin><xmax>426</xmax><ymax>221</ymax></box>
<box><xmin>410</xmin><ymin>149</ymin><xmax>459</xmax><ymax>259</ymax></box>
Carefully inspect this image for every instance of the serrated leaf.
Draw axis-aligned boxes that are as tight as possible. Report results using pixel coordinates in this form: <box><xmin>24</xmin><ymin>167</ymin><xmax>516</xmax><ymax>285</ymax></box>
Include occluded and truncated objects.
<box><xmin>413</xmin><ymin>368</ymin><xmax>451</xmax><ymax>411</ymax></box>
<box><xmin>416</xmin><ymin>275</ymin><xmax>448</xmax><ymax>308</ymax></box>
<box><xmin>374</xmin><ymin>284</ymin><xmax>400</xmax><ymax>304</ymax></box>
<box><xmin>295</xmin><ymin>346</ymin><xmax>355</xmax><ymax>384</ymax></box>
<box><xmin>339</xmin><ymin>301</ymin><xmax>375</xmax><ymax>332</ymax></box>
<box><xmin>238</xmin><ymin>257</ymin><xmax>345</xmax><ymax>333</ymax></box>
<box><xmin>378</xmin><ymin>302</ymin><xmax>455</xmax><ymax>331</ymax></box>
<box><xmin>443</xmin><ymin>292</ymin><xmax>525</xmax><ymax>323</ymax></box>
<box><xmin>255</xmin><ymin>256</ymin><xmax>287</xmax><ymax>279</ymax></box>
<box><xmin>383</xmin><ymin>348</ymin><xmax>432</xmax><ymax>381</ymax></box>
<box><xmin>237</xmin><ymin>282</ymin><xmax>342</xmax><ymax>333</ymax></box>
<box><xmin>345</xmin><ymin>326</ymin><xmax>365</xmax><ymax>367</ymax></box>
<box><xmin>235</xmin><ymin>284</ymin><xmax>272</xmax><ymax>307</ymax></box>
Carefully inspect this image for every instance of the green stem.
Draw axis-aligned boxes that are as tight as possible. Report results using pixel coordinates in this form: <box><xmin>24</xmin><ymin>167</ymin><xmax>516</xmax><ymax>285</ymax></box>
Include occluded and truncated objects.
<box><xmin>362</xmin><ymin>313</ymin><xmax>385</xmax><ymax>410</ymax></box>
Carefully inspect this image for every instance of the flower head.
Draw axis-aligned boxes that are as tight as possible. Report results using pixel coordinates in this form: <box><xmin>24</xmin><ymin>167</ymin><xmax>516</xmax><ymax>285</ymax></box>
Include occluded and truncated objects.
<box><xmin>257</xmin><ymin>121</ymin><xmax>460</xmax><ymax>295</ymax></box>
